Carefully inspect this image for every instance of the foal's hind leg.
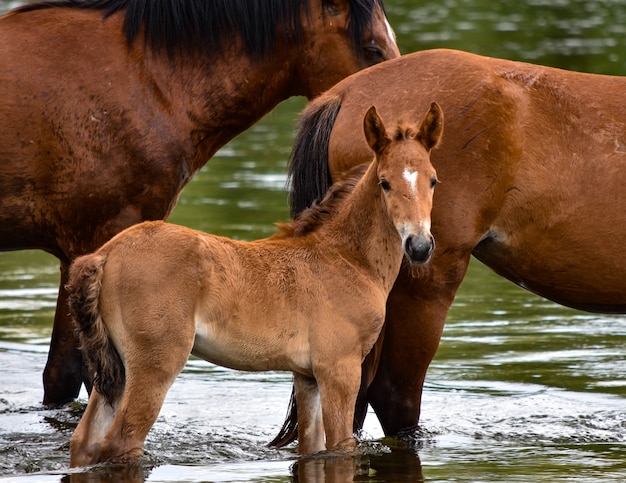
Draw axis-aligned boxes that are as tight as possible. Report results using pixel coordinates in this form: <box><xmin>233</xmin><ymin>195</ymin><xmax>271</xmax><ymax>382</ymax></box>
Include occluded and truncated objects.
<box><xmin>70</xmin><ymin>388</ymin><xmax>117</xmax><ymax>467</ymax></box>
<box><xmin>96</xmin><ymin>344</ymin><xmax>193</xmax><ymax>464</ymax></box>
<box><xmin>70</xmin><ymin>319</ymin><xmax>195</xmax><ymax>466</ymax></box>
<box><xmin>293</xmin><ymin>373</ymin><xmax>325</xmax><ymax>454</ymax></box>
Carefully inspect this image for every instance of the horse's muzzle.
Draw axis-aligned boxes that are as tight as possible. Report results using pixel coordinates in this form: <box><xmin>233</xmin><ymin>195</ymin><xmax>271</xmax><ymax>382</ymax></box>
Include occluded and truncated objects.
<box><xmin>404</xmin><ymin>233</ymin><xmax>435</xmax><ymax>264</ymax></box>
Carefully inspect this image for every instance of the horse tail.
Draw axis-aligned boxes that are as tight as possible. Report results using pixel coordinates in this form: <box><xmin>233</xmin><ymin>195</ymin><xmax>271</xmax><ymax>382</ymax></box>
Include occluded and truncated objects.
<box><xmin>288</xmin><ymin>93</ymin><xmax>343</xmax><ymax>218</ymax></box>
<box><xmin>267</xmin><ymin>389</ymin><xmax>298</xmax><ymax>449</ymax></box>
<box><xmin>67</xmin><ymin>253</ymin><xmax>125</xmax><ymax>405</ymax></box>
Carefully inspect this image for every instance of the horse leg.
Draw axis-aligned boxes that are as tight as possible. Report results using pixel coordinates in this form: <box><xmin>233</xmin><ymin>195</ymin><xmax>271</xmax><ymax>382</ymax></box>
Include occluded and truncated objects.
<box><xmin>70</xmin><ymin>388</ymin><xmax>117</xmax><ymax>467</ymax></box>
<box><xmin>316</xmin><ymin>357</ymin><xmax>361</xmax><ymax>451</ymax></box>
<box><xmin>293</xmin><ymin>373</ymin><xmax>325</xmax><ymax>454</ymax></box>
<box><xmin>354</xmin><ymin>329</ymin><xmax>385</xmax><ymax>430</ymax></box>
<box><xmin>43</xmin><ymin>261</ymin><xmax>85</xmax><ymax>407</ymax></box>
<box><xmin>99</xmin><ymin>320</ymin><xmax>195</xmax><ymax>464</ymax></box>
<box><xmin>367</xmin><ymin>258</ymin><xmax>468</xmax><ymax>436</ymax></box>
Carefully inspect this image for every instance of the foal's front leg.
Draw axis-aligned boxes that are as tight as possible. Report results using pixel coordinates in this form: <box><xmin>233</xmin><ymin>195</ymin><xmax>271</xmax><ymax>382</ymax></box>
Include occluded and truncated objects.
<box><xmin>315</xmin><ymin>356</ymin><xmax>361</xmax><ymax>451</ymax></box>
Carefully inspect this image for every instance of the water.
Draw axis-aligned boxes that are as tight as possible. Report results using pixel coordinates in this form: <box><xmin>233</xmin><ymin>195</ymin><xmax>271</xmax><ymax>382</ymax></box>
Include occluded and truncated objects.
<box><xmin>2</xmin><ymin>0</ymin><xmax>626</xmax><ymax>481</ymax></box>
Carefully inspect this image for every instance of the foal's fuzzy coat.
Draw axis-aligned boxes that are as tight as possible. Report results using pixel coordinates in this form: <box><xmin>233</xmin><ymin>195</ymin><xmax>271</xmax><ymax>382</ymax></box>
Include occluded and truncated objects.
<box><xmin>66</xmin><ymin>104</ymin><xmax>443</xmax><ymax>466</ymax></box>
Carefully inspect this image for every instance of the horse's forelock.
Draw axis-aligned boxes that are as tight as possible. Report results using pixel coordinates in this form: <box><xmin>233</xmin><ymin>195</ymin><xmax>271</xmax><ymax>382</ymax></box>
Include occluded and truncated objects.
<box><xmin>392</xmin><ymin>123</ymin><xmax>419</xmax><ymax>142</ymax></box>
<box><xmin>346</xmin><ymin>0</ymin><xmax>387</xmax><ymax>63</ymax></box>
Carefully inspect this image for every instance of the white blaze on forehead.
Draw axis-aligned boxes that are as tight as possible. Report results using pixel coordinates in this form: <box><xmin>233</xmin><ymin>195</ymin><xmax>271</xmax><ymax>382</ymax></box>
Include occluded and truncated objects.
<box><xmin>384</xmin><ymin>17</ymin><xmax>397</xmax><ymax>43</ymax></box>
<box><xmin>403</xmin><ymin>168</ymin><xmax>418</xmax><ymax>195</ymax></box>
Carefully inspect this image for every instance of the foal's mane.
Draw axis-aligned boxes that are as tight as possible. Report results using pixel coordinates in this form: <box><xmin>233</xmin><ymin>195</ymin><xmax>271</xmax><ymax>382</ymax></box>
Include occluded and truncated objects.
<box><xmin>15</xmin><ymin>0</ymin><xmax>385</xmax><ymax>59</ymax></box>
<box><xmin>278</xmin><ymin>163</ymin><xmax>368</xmax><ymax>238</ymax></box>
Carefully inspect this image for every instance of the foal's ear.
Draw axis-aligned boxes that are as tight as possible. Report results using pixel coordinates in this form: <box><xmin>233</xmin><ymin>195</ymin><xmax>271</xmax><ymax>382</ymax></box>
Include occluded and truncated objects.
<box><xmin>416</xmin><ymin>101</ymin><xmax>444</xmax><ymax>151</ymax></box>
<box><xmin>364</xmin><ymin>106</ymin><xmax>390</xmax><ymax>155</ymax></box>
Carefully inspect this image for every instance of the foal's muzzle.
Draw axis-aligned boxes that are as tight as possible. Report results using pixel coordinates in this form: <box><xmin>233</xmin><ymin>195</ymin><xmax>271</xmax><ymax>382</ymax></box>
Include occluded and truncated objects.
<box><xmin>404</xmin><ymin>233</ymin><xmax>435</xmax><ymax>264</ymax></box>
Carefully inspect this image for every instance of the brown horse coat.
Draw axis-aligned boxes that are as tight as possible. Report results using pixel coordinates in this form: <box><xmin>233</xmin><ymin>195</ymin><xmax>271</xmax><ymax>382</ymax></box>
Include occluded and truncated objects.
<box><xmin>285</xmin><ymin>48</ymin><xmax>626</xmax><ymax>438</ymax></box>
<box><xmin>66</xmin><ymin>105</ymin><xmax>442</xmax><ymax>465</ymax></box>
<box><xmin>0</xmin><ymin>0</ymin><xmax>398</xmax><ymax>406</ymax></box>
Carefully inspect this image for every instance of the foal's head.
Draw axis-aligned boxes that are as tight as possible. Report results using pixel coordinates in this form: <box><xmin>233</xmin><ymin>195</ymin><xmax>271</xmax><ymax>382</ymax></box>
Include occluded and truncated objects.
<box><xmin>363</xmin><ymin>102</ymin><xmax>443</xmax><ymax>264</ymax></box>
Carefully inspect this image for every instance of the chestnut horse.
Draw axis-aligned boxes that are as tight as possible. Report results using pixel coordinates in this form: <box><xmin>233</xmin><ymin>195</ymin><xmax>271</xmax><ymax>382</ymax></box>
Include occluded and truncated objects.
<box><xmin>0</xmin><ymin>0</ymin><xmax>398</xmax><ymax>406</ymax></box>
<box><xmin>275</xmin><ymin>48</ymin><xmax>626</xmax><ymax>444</ymax></box>
<box><xmin>65</xmin><ymin>103</ymin><xmax>443</xmax><ymax>465</ymax></box>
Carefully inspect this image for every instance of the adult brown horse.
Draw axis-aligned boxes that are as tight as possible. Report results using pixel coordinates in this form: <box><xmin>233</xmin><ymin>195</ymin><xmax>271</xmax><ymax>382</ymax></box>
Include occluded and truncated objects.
<box><xmin>0</xmin><ymin>0</ymin><xmax>398</xmax><ymax>407</ymax></box>
<box><xmin>66</xmin><ymin>103</ymin><xmax>442</xmax><ymax>465</ymax></box>
<box><xmin>274</xmin><ymin>48</ymin><xmax>626</xmax><ymax>445</ymax></box>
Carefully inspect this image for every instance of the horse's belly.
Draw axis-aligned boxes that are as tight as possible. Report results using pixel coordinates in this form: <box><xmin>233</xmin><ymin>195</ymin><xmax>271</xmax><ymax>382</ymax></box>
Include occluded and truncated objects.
<box><xmin>191</xmin><ymin>316</ymin><xmax>310</xmax><ymax>374</ymax></box>
<box><xmin>474</xmin><ymin>228</ymin><xmax>626</xmax><ymax>313</ymax></box>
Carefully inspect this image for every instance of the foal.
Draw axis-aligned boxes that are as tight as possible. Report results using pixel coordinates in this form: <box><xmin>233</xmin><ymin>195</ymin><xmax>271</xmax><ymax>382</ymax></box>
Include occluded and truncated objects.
<box><xmin>66</xmin><ymin>103</ymin><xmax>443</xmax><ymax>466</ymax></box>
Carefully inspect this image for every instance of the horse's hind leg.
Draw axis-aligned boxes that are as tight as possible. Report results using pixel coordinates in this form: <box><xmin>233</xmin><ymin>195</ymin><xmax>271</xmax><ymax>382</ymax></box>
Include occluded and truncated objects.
<box><xmin>96</xmin><ymin>329</ymin><xmax>195</xmax><ymax>464</ymax></box>
<box><xmin>70</xmin><ymin>389</ymin><xmax>117</xmax><ymax>467</ymax></box>
<box><xmin>293</xmin><ymin>373</ymin><xmax>325</xmax><ymax>454</ymax></box>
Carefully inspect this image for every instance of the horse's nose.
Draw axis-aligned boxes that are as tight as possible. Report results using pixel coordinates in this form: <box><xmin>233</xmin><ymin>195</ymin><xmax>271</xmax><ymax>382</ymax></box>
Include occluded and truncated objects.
<box><xmin>404</xmin><ymin>233</ymin><xmax>435</xmax><ymax>264</ymax></box>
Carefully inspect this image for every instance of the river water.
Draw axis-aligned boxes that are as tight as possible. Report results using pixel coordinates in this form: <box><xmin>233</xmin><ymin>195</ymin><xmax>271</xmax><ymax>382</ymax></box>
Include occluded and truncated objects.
<box><xmin>1</xmin><ymin>0</ymin><xmax>626</xmax><ymax>481</ymax></box>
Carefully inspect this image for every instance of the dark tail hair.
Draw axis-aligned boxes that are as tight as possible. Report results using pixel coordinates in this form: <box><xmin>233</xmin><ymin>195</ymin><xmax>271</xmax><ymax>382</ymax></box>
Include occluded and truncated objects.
<box><xmin>288</xmin><ymin>94</ymin><xmax>343</xmax><ymax>218</ymax></box>
<box><xmin>267</xmin><ymin>389</ymin><xmax>298</xmax><ymax>449</ymax></box>
<box><xmin>66</xmin><ymin>253</ymin><xmax>125</xmax><ymax>405</ymax></box>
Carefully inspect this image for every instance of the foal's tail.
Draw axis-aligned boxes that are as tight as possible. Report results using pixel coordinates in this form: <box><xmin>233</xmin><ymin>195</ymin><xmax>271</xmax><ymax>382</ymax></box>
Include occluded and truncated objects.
<box><xmin>66</xmin><ymin>253</ymin><xmax>125</xmax><ymax>405</ymax></box>
<box><xmin>288</xmin><ymin>93</ymin><xmax>343</xmax><ymax>218</ymax></box>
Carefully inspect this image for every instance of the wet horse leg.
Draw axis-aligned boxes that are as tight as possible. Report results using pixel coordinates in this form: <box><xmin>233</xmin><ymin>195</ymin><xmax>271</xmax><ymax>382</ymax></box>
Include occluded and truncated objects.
<box><xmin>316</xmin><ymin>357</ymin><xmax>361</xmax><ymax>451</ymax></box>
<box><xmin>43</xmin><ymin>261</ymin><xmax>85</xmax><ymax>407</ymax></box>
<box><xmin>367</xmin><ymin>260</ymin><xmax>467</xmax><ymax>436</ymax></box>
<box><xmin>72</xmin><ymin>339</ymin><xmax>193</xmax><ymax>465</ymax></box>
<box><xmin>293</xmin><ymin>373</ymin><xmax>325</xmax><ymax>454</ymax></box>
<box><xmin>70</xmin><ymin>389</ymin><xmax>117</xmax><ymax>467</ymax></box>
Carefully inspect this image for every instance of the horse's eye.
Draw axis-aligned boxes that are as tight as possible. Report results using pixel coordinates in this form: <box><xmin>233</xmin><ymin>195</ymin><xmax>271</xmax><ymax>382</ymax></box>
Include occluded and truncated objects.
<box><xmin>364</xmin><ymin>45</ymin><xmax>384</xmax><ymax>64</ymax></box>
<box><xmin>380</xmin><ymin>179</ymin><xmax>391</xmax><ymax>192</ymax></box>
<box><xmin>430</xmin><ymin>177</ymin><xmax>438</xmax><ymax>189</ymax></box>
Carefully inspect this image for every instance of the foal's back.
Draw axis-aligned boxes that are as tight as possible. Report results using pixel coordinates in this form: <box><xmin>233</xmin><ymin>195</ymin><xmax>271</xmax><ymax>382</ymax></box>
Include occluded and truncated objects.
<box><xmin>93</xmin><ymin>220</ymin><xmax>382</xmax><ymax>374</ymax></box>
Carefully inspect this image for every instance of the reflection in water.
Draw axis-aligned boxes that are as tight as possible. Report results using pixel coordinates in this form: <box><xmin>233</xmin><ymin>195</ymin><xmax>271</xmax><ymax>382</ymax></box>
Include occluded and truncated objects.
<box><xmin>292</xmin><ymin>441</ymin><xmax>425</xmax><ymax>483</ymax></box>
<box><xmin>63</xmin><ymin>464</ymin><xmax>149</xmax><ymax>483</ymax></box>
<box><xmin>60</xmin><ymin>443</ymin><xmax>424</xmax><ymax>483</ymax></box>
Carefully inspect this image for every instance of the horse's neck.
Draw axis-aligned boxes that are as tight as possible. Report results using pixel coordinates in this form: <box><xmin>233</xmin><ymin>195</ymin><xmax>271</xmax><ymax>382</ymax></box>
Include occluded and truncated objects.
<box><xmin>147</xmin><ymin>49</ymin><xmax>299</xmax><ymax>172</ymax></box>
<box><xmin>324</xmin><ymin>165</ymin><xmax>403</xmax><ymax>293</ymax></box>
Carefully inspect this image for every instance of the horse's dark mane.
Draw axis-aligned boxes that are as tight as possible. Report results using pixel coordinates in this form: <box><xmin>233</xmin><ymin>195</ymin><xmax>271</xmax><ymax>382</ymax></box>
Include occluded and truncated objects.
<box><xmin>278</xmin><ymin>163</ymin><xmax>368</xmax><ymax>238</ymax></box>
<box><xmin>15</xmin><ymin>0</ymin><xmax>385</xmax><ymax>59</ymax></box>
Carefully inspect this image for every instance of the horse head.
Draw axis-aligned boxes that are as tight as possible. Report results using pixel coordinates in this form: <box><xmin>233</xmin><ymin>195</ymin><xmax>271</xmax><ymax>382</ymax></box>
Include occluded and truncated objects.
<box><xmin>297</xmin><ymin>0</ymin><xmax>399</xmax><ymax>98</ymax></box>
<box><xmin>363</xmin><ymin>102</ymin><xmax>443</xmax><ymax>265</ymax></box>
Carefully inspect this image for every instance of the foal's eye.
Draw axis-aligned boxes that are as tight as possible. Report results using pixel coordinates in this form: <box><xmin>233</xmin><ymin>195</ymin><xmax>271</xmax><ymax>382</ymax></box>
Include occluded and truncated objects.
<box><xmin>430</xmin><ymin>177</ymin><xmax>438</xmax><ymax>189</ymax></box>
<box><xmin>380</xmin><ymin>179</ymin><xmax>391</xmax><ymax>192</ymax></box>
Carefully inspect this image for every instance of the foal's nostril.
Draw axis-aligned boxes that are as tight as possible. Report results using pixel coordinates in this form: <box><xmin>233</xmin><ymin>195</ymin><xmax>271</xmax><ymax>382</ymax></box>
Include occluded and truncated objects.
<box><xmin>404</xmin><ymin>234</ymin><xmax>435</xmax><ymax>264</ymax></box>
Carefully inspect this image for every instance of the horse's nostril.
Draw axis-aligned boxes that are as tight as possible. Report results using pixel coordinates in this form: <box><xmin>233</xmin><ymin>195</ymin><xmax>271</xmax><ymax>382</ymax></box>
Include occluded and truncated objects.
<box><xmin>404</xmin><ymin>234</ymin><xmax>434</xmax><ymax>264</ymax></box>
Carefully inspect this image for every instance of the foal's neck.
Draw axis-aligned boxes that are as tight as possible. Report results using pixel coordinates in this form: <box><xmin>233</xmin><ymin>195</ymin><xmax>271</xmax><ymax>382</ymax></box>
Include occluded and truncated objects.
<box><xmin>324</xmin><ymin>162</ymin><xmax>403</xmax><ymax>293</ymax></box>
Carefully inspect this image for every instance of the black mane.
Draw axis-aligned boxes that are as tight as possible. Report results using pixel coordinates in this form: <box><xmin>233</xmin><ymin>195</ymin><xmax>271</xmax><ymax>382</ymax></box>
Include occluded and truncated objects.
<box><xmin>15</xmin><ymin>0</ymin><xmax>385</xmax><ymax>59</ymax></box>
